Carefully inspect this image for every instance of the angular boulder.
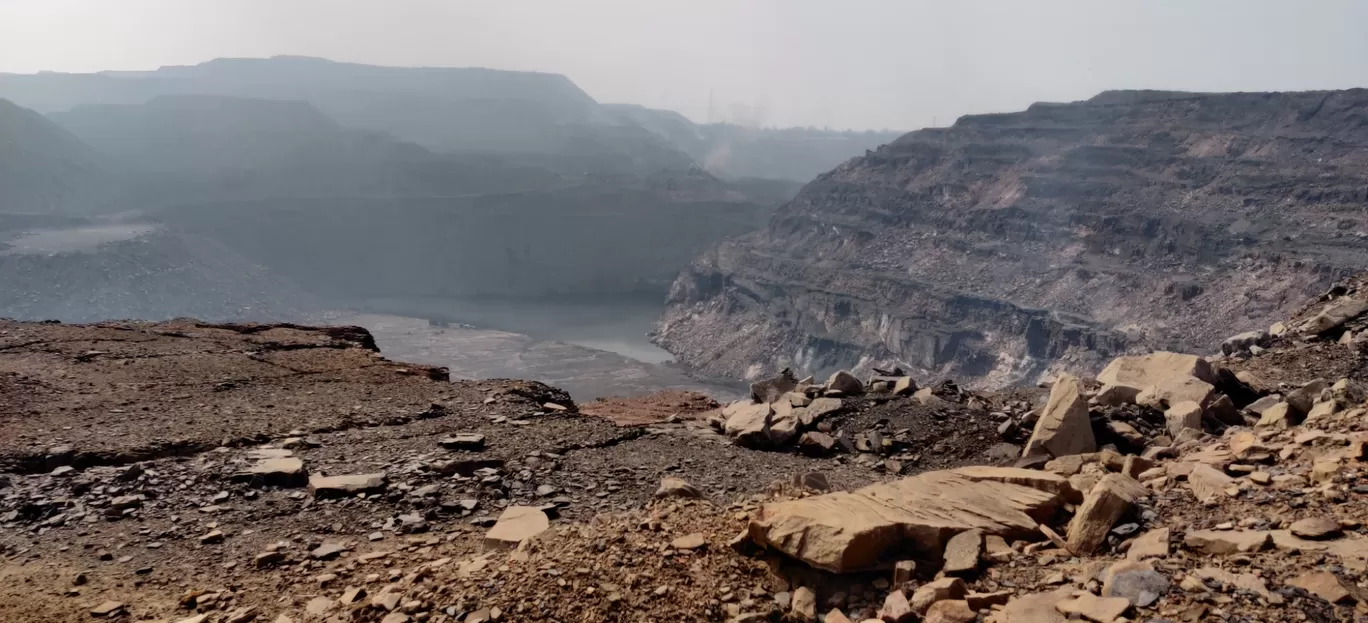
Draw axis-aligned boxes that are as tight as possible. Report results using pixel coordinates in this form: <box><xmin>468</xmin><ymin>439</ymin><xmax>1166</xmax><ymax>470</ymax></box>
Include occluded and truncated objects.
<box><xmin>825</xmin><ymin>370</ymin><xmax>865</xmax><ymax>396</ymax></box>
<box><xmin>1066</xmin><ymin>474</ymin><xmax>1145</xmax><ymax>555</ymax></box>
<box><xmin>1023</xmin><ymin>374</ymin><xmax>1095</xmax><ymax>458</ymax></box>
<box><xmin>744</xmin><ymin>468</ymin><xmax>1065</xmax><ymax>573</ymax></box>
<box><xmin>1096</xmin><ymin>352</ymin><xmax>1219</xmax><ymax>397</ymax></box>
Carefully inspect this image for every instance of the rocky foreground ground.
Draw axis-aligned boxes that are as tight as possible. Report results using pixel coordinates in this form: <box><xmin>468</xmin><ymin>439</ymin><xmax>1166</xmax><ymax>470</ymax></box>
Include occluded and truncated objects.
<box><xmin>5</xmin><ymin>277</ymin><xmax>1368</xmax><ymax>622</ymax></box>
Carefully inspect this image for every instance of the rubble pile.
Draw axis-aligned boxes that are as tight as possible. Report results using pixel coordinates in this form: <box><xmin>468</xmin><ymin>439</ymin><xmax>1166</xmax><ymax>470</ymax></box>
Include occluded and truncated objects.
<box><xmin>5</xmin><ymin>282</ymin><xmax>1368</xmax><ymax>622</ymax></box>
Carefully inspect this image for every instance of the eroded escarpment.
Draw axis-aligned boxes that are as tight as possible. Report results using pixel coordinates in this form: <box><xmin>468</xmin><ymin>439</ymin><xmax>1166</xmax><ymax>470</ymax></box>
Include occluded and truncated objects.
<box><xmin>658</xmin><ymin>89</ymin><xmax>1368</xmax><ymax>387</ymax></box>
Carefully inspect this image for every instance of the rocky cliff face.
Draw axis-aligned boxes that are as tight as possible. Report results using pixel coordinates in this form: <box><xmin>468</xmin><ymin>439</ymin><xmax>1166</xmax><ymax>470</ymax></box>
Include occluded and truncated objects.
<box><xmin>656</xmin><ymin>89</ymin><xmax>1368</xmax><ymax>387</ymax></box>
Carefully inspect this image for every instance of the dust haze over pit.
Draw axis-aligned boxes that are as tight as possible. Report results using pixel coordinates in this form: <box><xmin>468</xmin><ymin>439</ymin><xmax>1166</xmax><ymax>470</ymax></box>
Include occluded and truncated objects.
<box><xmin>3</xmin><ymin>0</ymin><xmax>1368</xmax><ymax>131</ymax></box>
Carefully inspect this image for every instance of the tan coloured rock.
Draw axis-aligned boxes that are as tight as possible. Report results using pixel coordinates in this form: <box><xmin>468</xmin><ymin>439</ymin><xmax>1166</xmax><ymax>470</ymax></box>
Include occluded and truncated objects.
<box><xmin>308</xmin><ymin>473</ymin><xmax>386</xmax><ymax>498</ymax></box>
<box><xmin>484</xmin><ymin>506</ymin><xmax>549</xmax><ymax>548</ymax></box>
<box><xmin>1096</xmin><ymin>352</ymin><xmax>1219</xmax><ymax>395</ymax></box>
<box><xmin>235</xmin><ymin>457</ymin><xmax>308</xmax><ymax>487</ymax></box>
<box><xmin>826</xmin><ymin>370</ymin><xmax>865</xmax><ymax>395</ymax></box>
<box><xmin>1193</xmin><ymin>567</ymin><xmax>1270</xmax><ymax>598</ymax></box>
<box><xmin>992</xmin><ymin>589</ymin><xmax>1072</xmax><ymax>623</ymax></box>
<box><xmin>965</xmin><ymin>591</ymin><xmax>1012</xmax><ymax>610</ymax></box>
<box><xmin>1095</xmin><ymin>383</ymin><xmax>1140</xmax><ymax>406</ymax></box>
<box><xmin>1306</xmin><ymin>400</ymin><xmax>1340</xmax><ymax>421</ymax></box>
<box><xmin>892</xmin><ymin>376</ymin><xmax>917</xmax><ymax>396</ymax></box>
<box><xmin>1165</xmin><ymin>401</ymin><xmax>1203</xmax><ymax>437</ymax></box>
<box><xmin>922</xmin><ymin>600</ymin><xmax>976</xmax><ymax>623</ymax></box>
<box><xmin>950</xmin><ymin>465</ymin><xmax>1081</xmax><ymax>502</ymax></box>
<box><xmin>1023</xmin><ymin>374</ymin><xmax>1095</xmax><ymax>458</ymax></box>
<box><xmin>1185</xmin><ymin>463</ymin><xmax>1235</xmax><ymax>503</ymax></box>
<box><xmin>1126</xmin><ymin>527</ymin><xmax>1170</xmax><ymax>559</ymax></box>
<box><xmin>1290</xmin><ymin>517</ymin><xmax>1342</xmax><ymax>540</ymax></box>
<box><xmin>654</xmin><ymin>477</ymin><xmax>703</xmax><ymax>499</ymax></box>
<box><xmin>1301</xmin><ymin>298</ymin><xmax>1368</xmax><ymax>335</ymax></box>
<box><xmin>744</xmin><ymin>469</ymin><xmax>1064</xmax><ymax>573</ymax></box>
<box><xmin>1184</xmin><ymin>529</ymin><xmax>1272</xmax><ymax>554</ymax></box>
<box><xmin>909</xmin><ymin>578</ymin><xmax>967</xmax><ymax>615</ymax></box>
<box><xmin>1255</xmin><ymin>402</ymin><xmax>1294</xmax><ymax>429</ymax></box>
<box><xmin>878</xmin><ymin>589</ymin><xmax>914</xmax><ymax>622</ymax></box>
<box><xmin>941</xmin><ymin>529</ymin><xmax>982</xmax><ymax>576</ymax></box>
<box><xmin>670</xmin><ymin>533</ymin><xmax>706</xmax><ymax>550</ymax></box>
<box><xmin>1055</xmin><ymin>591</ymin><xmax>1130</xmax><ymax>623</ymax></box>
<box><xmin>1137</xmin><ymin>376</ymin><xmax>1214</xmax><ymax>411</ymax></box>
<box><xmin>824</xmin><ymin>609</ymin><xmax>854</xmax><ymax>623</ymax></box>
<box><xmin>791</xmin><ymin>586</ymin><xmax>817</xmax><ymax>622</ymax></box>
<box><xmin>1066</xmin><ymin>474</ymin><xmax>1145</xmax><ymax>555</ymax></box>
<box><xmin>1287</xmin><ymin>571</ymin><xmax>1353</xmax><ymax>604</ymax></box>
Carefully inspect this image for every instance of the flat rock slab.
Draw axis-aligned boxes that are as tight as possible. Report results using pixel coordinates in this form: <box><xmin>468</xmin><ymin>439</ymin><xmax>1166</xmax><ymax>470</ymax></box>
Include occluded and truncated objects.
<box><xmin>438</xmin><ymin>434</ymin><xmax>486</xmax><ymax>450</ymax></box>
<box><xmin>744</xmin><ymin>467</ymin><xmax>1064</xmax><ymax>573</ymax></box>
<box><xmin>234</xmin><ymin>457</ymin><xmax>308</xmax><ymax>488</ymax></box>
<box><xmin>484</xmin><ymin>506</ymin><xmax>549</xmax><ymax>548</ymax></box>
<box><xmin>309</xmin><ymin>473</ymin><xmax>386</xmax><ymax>498</ymax></box>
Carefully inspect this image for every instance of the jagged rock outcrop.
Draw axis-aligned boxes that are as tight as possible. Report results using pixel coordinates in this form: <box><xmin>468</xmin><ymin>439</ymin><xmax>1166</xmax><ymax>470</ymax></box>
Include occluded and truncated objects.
<box><xmin>656</xmin><ymin>89</ymin><xmax>1368</xmax><ymax>388</ymax></box>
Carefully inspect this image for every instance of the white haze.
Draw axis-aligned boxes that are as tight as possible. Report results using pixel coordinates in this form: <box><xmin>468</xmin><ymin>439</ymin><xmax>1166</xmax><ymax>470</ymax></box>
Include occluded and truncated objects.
<box><xmin>3</xmin><ymin>0</ymin><xmax>1367</xmax><ymax>130</ymax></box>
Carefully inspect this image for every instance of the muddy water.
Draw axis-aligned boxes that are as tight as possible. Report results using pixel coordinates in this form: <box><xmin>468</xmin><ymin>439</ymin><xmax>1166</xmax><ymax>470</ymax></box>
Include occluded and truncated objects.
<box><xmin>338</xmin><ymin>297</ymin><xmax>739</xmax><ymax>401</ymax></box>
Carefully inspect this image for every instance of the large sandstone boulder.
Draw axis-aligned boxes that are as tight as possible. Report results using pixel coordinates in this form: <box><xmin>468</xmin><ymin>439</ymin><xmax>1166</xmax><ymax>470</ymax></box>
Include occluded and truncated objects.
<box><xmin>744</xmin><ymin>467</ymin><xmax>1065</xmax><ymax>573</ymax></box>
<box><xmin>1023</xmin><ymin>374</ymin><xmax>1095</xmax><ymax>458</ymax></box>
<box><xmin>1301</xmin><ymin>298</ymin><xmax>1368</xmax><ymax>335</ymax></box>
<box><xmin>724</xmin><ymin>401</ymin><xmax>798</xmax><ymax>448</ymax></box>
<box><xmin>1095</xmin><ymin>352</ymin><xmax>1218</xmax><ymax>401</ymax></box>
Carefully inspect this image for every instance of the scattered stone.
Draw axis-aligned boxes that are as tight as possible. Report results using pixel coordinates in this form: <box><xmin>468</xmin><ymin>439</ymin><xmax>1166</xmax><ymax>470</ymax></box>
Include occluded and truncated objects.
<box><xmin>1301</xmin><ymin>298</ymin><xmax>1368</xmax><ymax>335</ymax></box>
<box><xmin>1290</xmin><ymin>517</ymin><xmax>1343</xmax><ymax>540</ymax></box>
<box><xmin>1184</xmin><ymin>529</ymin><xmax>1272</xmax><ymax>555</ymax></box>
<box><xmin>1186</xmin><ymin>463</ymin><xmax>1235</xmax><ymax>503</ymax></box>
<box><xmin>234</xmin><ymin>458</ymin><xmax>308</xmax><ymax>488</ymax></box>
<box><xmin>1165</xmin><ymin>401</ymin><xmax>1203</xmax><ymax>437</ymax></box>
<box><xmin>305</xmin><ymin>596</ymin><xmax>334</xmax><ymax>616</ymax></box>
<box><xmin>1054</xmin><ymin>591</ymin><xmax>1130</xmax><ymax>623</ymax></box>
<box><xmin>1126</xmin><ymin>527</ymin><xmax>1170</xmax><ymax>559</ymax></box>
<box><xmin>922</xmin><ymin>600</ymin><xmax>975</xmax><ymax>623</ymax></box>
<box><xmin>1023</xmin><ymin>374</ymin><xmax>1095</xmax><ymax>458</ymax></box>
<box><xmin>308</xmin><ymin>473</ymin><xmax>386</xmax><ymax>498</ymax></box>
<box><xmin>671</xmin><ymin>533</ymin><xmax>707</xmax><ymax>550</ymax></box>
<box><xmin>893</xmin><ymin>560</ymin><xmax>917</xmax><ymax>586</ymax></box>
<box><xmin>878</xmin><ymin>589</ymin><xmax>914</xmax><ymax>622</ymax></box>
<box><xmin>892</xmin><ymin>376</ymin><xmax>917</xmax><ymax>396</ymax></box>
<box><xmin>199</xmin><ymin>530</ymin><xmax>225</xmax><ymax>545</ymax></box>
<box><xmin>791</xmin><ymin>586</ymin><xmax>816</xmax><ymax>622</ymax></box>
<box><xmin>1287</xmin><ymin>571</ymin><xmax>1354</xmax><ymax>604</ymax></box>
<box><xmin>798</xmin><ymin>432</ymin><xmax>837</xmax><ymax>456</ymax></box>
<box><xmin>965</xmin><ymin>591</ymin><xmax>1012</xmax><ymax>610</ymax></box>
<box><xmin>744</xmin><ymin>468</ymin><xmax>1064</xmax><ymax>573</ymax></box>
<box><xmin>485</xmin><ymin>506</ymin><xmax>549</xmax><ymax>548</ymax></box>
<box><xmin>825</xmin><ymin>370</ymin><xmax>865</xmax><ymax>396</ymax></box>
<box><xmin>751</xmin><ymin>368</ymin><xmax>799</xmax><ymax>403</ymax></box>
<box><xmin>941</xmin><ymin>529</ymin><xmax>982</xmax><ymax>576</ymax></box>
<box><xmin>310</xmin><ymin>542</ymin><xmax>348</xmax><ymax>560</ymax></box>
<box><xmin>1100</xmin><ymin>560</ymin><xmax>1169</xmax><ymax>607</ymax></box>
<box><xmin>90</xmin><ymin>601</ymin><xmax>124</xmax><ymax>617</ymax></box>
<box><xmin>909</xmin><ymin>578</ymin><xmax>966</xmax><ymax>615</ymax></box>
<box><xmin>438</xmin><ymin>434</ymin><xmax>486</xmax><ymax>450</ymax></box>
<box><xmin>655</xmin><ymin>477</ymin><xmax>703</xmax><ymax>499</ymax></box>
<box><xmin>1067</xmin><ymin>474</ymin><xmax>1144</xmax><ymax>555</ymax></box>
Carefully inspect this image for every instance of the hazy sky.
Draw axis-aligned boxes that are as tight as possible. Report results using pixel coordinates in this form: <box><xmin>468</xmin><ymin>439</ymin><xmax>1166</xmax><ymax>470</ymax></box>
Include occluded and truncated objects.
<box><xmin>3</xmin><ymin>0</ymin><xmax>1367</xmax><ymax>130</ymax></box>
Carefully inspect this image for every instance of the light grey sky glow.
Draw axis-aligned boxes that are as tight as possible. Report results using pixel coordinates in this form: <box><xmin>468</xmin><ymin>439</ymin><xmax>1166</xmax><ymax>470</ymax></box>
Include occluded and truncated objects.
<box><xmin>2</xmin><ymin>0</ymin><xmax>1367</xmax><ymax>130</ymax></box>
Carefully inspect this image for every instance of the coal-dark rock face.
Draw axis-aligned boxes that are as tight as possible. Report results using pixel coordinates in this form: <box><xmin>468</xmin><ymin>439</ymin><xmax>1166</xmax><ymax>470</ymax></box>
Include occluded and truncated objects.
<box><xmin>657</xmin><ymin>89</ymin><xmax>1368</xmax><ymax>388</ymax></box>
